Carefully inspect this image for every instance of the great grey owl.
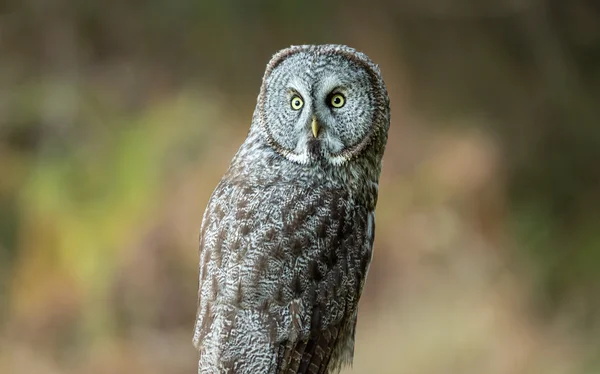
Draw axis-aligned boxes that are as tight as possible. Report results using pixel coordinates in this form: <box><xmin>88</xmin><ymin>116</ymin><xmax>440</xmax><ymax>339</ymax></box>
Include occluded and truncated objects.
<box><xmin>193</xmin><ymin>44</ymin><xmax>390</xmax><ymax>374</ymax></box>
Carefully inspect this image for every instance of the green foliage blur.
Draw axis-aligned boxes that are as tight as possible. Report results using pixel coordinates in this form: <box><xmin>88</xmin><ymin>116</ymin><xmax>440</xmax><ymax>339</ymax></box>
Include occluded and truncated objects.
<box><xmin>1</xmin><ymin>1</ymin><xmax>599</xmax><ymax>373</ymax></box>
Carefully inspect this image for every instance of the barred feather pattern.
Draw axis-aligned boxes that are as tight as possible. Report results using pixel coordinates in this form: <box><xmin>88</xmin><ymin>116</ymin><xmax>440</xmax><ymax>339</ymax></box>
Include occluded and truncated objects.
<box><xmin>194</xmin><ymin>44</ymin><xmax>390</xmax><ymax>374</ymax></box>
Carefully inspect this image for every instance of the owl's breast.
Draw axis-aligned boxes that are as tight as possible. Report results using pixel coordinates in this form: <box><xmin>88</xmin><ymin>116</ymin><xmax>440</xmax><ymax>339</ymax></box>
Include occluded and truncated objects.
<box><xmin>200</xmin><ymin>178</ymin><xmax>374</xmax><ymax>340</ymax></box>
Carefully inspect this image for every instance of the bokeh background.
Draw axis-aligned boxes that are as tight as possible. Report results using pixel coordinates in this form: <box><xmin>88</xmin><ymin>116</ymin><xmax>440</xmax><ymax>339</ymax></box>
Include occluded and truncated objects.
<box><xmin>1</xmin><ymin>1</ymin><xmax>600</xmax><ymax>373</ymax></box>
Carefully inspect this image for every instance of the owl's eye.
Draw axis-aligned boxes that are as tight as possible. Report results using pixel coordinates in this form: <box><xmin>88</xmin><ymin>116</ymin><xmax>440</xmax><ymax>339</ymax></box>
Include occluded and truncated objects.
<box><xmin>290</xmin><ymin>95</ymin><xmax>304</xmax><ymax>110</ymax></box>
<box><xmin>330</xmin><ymin>93</ymin><xmax>345</xmax><ymax>108</ymax></box>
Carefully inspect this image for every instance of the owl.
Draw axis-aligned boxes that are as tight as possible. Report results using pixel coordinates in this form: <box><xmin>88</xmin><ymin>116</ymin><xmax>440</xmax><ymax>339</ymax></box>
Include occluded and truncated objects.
<box><xmin>193</xmin><ymin>44</ymin><xmax>390</xmax><ymax>374</ymax></box>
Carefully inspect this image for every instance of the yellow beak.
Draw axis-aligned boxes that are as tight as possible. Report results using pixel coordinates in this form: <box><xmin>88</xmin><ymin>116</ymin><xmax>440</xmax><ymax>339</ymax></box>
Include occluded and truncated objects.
<box><xmin>311</xmin><ymin>117</ymin><xmax>319</xmax><ymax>138</ymax></box>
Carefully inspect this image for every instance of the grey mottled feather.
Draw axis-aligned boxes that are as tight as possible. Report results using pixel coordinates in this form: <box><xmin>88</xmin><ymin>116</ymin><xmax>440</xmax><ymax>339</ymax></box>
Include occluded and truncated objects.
<box><xmin>194</xmin><ymin>44</ymin><xmax>389</xmax><ymax>374</ymax></box>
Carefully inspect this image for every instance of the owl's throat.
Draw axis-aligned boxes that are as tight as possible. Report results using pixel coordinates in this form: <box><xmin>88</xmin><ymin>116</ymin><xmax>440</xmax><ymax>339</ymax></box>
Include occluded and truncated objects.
<box><xmin>306</xmin><ymin>138</ymin><xmax>323</xmax><ymax>159</ymax></box>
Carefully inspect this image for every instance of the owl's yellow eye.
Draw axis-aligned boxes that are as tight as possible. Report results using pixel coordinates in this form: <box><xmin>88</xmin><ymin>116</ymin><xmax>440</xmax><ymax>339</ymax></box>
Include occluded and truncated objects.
<box><xmin>290</xmin><ymin>95</ymin><xmax>304</xmax><ymax>110</ymax></box>
<box><xmin>330</xmin><ymin>93</ymin><xmax>345</xmax><ymax>108</ymax></box>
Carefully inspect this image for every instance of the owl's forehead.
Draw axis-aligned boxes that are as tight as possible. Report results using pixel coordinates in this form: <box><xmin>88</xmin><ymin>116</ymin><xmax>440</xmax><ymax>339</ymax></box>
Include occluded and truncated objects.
<box><xmin>271</xmin><ymin>52</ymin><xmax>367</xmax><ymax>87</ymax></box>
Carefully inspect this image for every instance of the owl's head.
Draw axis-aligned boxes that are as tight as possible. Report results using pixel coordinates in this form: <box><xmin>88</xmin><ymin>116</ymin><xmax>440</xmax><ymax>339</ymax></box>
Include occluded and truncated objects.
<box><xmin>255</xmin><ymin>44</ymin><xmax>390</xmax><ymax>166</ymax></box>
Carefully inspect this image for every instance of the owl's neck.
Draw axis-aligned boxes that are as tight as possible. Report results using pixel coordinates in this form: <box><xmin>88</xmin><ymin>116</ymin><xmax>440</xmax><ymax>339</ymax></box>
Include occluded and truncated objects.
<box><xmin>224</xmin><ymin>124</ymin><xmax>382</xmax><ymax>196</ymax></box>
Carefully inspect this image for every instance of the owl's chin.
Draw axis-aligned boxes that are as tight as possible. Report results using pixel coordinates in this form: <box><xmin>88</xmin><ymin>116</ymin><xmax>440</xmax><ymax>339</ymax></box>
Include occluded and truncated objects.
<box><xmin>306</xmin><ymin>138</ymin><xmax>323</xmax><ymax>159</ymax></box>
<box><xmin>280</xmin><ymin>137</ymin><xmax>350</xmax><ymax>166</ymax></box>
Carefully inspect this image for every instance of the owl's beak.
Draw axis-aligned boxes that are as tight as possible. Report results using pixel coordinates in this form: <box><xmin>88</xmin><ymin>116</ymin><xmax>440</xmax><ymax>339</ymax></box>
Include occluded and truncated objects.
<box><xmin>311</xmin><ymin>116</ymin><xmax>320</xmax><ymax>138</ymax></box>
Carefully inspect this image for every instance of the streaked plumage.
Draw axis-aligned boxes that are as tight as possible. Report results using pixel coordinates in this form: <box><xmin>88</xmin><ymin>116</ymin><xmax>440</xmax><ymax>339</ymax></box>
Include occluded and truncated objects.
<box><xmin>194</xmin><ymin>44</ymin><xmax>390</xmax><ymax>374</ymax></box>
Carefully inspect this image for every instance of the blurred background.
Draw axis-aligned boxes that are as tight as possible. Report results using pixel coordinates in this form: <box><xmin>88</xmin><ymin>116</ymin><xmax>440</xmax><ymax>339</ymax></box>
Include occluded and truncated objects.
<box><xmin>1</xmin><ymin>0</ymin><xmax>600</xmax><ymax>373</ymax></box>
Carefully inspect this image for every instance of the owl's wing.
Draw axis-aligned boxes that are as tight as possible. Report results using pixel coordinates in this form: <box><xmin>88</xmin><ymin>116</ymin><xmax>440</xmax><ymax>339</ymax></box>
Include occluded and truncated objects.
<box><xmin>194</xmin><ymin>179</ymin><xmax>375</xmax><ymax>374</ymax></box>
<box><xmin>271</xmin><ymin>186</ymin><xmax>374</xmax><ymax>374</ymax></box>
<box><xmin>275</xmin><ymin>323</ymin><xmax>344</xmax><ymax>374</ymax></box>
